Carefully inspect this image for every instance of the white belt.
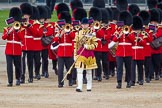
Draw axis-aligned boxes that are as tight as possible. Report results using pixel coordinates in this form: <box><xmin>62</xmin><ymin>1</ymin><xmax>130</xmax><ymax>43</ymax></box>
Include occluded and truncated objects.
<box><xmin>118</xmin><ymin>42</ymin><xmax>132</xmax><ymax>45</ymax></box>
<box><xmin>146</xmin><ymin>43</ymin><xmax>150</xmax><ymax>45</ymax></box>
<box><xmin>33</xmin><ymin>37</ymin><xmax>41</xmax><ymax>40</ymax></box>
<box><xmin>7</xmin><ymin>40</ymin><xmax>21</xmax><ymax>45</ymax></box>
<box><xmin>59</xmin><ymin>43</ymin><xmax>72</xmax><ymax>46</ymax></box>
<box><xmin>132</xmin><ymin>46</ymin><xmax>144</xmax><ymax>49</ymax></box>
<box><xmin>25</xmin><ymin>35</ymin><xmax>33</xmax><ymax>38</ymax></box>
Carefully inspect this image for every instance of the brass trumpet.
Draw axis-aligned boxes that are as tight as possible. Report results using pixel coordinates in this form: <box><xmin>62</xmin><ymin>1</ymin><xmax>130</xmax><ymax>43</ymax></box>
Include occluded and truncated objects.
<box><xmin>13</xmin><ymin>21</ymin><xmax>21</xmax><ymax>30</ymax></box>
<box><xmin>63</xmin><ymin>23</ymin><xmax>72</xmax><ymax>33</ymax></box>
<box><xmin>123</xmin><ymin>25</ymin><xmax>130</xmax><ymax>34</ymax></box>
<box><xmin>93</xmin><ymin>21</ymin><xmax>101</xmax><ymax>30</ymax></box>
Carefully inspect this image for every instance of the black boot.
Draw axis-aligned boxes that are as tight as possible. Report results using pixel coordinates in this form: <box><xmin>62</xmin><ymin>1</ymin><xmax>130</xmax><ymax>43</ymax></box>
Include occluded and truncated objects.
<box><xmin>28</xmin><ymin>78</ymin><xmax>33</xmax><ymax>83</ymax></box>
<box><xmin>44</xmin><ymin>72</ymin><xmax>49</xmax><ymax>78</ymax></box>
<box><xmin>116</xmin><ymin>82</ymin><xmax>122</xmax><ymax>89</ymax></box>
<box><xmin>16</xmin><ymin>80</ymin><xmax>20</xmax><ymax>86</ymax></box>
<box><xmin>126</xmin><ymin>82</ymin><xmax>131</xmax><ymax>88</ymax></box>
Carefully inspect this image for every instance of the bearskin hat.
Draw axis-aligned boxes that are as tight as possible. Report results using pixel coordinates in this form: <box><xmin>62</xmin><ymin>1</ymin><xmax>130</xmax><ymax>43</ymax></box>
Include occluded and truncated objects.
<box><xmin>20</xmin><ymin>2</ymin><xmax>33</xmax><ymax>16</ymax></box>
<box><xmin>55</xmin><ymin>3</ymin><xmax>70</xmax><ymax>15</ymax></box>
<box><xmin>70</xmin><ymin>0</ymin><xmax>83</xmax><ymax>11</ymax></box>
<box><xmin>157</xmin><ymin>2</ymin><xmax>162</xmax><ymax>10</ymax></box>
<box><xmin>147</xmin><ymin>0</ymin><xmax>158</xmax><ymax>10</ymax></box>
<box><xmin>89</xmin><ymin>7</ymin><xmax>102</xmax><ymax>21</ymax></box>
<box><xmin>132</xmin><ymin>16</ymin><xmax>143</xmax><ymax>30</ymax></box>
<box><xmin>93</xmin><ymin>0</ymin><xmax>105</xmax><ymax>8</ymax></box>
<box><xmin>139</xmin><ymin>10</ymin><xmax>150</xmax><ymax>25</ymax></box>
<box><xmin>73</xmin><ymin>7</ymin><xmax>87</xmax><ymax>21</ymax></box>
<box><xmin>111</xmin><ymin>7</ymin><xmax>120</xmax><ymax>21</ymax></box>
<box><xmin>128</xmin><ymin>4</ymin><xmax>140</xmax><ymax>16</ymax></box>
<box><xmin>119</xmin><ymin>11</ymin><xmax>133</xmax><ymax>26</ymax></box>
<box><xmin>45</xmin><ymin>6</ymin><xmax>51</xmax><ymax>19</ymax></box>
<box><xmin>100</xmin><ymin>8</ymin><xmax>109</xmax><ymax>24</ymax></box>
<box><xmin>106</xmin><ymin>7</ymin><xmax>113</xmax><ymax>22</ymax></box>
<box><xmin>9</xmin><ymin>7</ymin><xmax>22</xmax><ymax>21</ymax></box>
<box><xmin>37</xmin><ymin>5</ymin><xmax>48</xmax><ymax>20</ymax></box>
<box><xmin>150</xmin><ymin>8</ymin><xmax>160</xmax><ymax>23</ymax></box>
<box><xmin>157</xmin><ymin>8</ymin><xmax>162</xmax><ymax>23</ymax></box>
<box><xmin>116</xmin><ymin>0</ymin><xmax>128</xmax><ymax>11</ymax></box>
<box><xmin>58</xmin><ymin>11</ymin><xmax>71</xmax><ymax>24</ymax></box>
<box><xmin>30</xmin><ymin>6</ymin><xmax>40</xmax><ymax>20</ymax></box>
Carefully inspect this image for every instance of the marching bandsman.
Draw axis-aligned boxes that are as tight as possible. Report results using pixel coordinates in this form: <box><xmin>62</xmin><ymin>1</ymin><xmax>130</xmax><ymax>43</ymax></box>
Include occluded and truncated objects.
<box><xmin>2</xmin><ymin>7</ymin><xmax>24</xmax><ymax>86</ymax></box>
<box><xmin>106</xmin><ymin>7</ymin><xmax>119</xmax><ymax>77</ymax></box>
<box><xmin>31</xmin><ymin>6</ymin><xmax>44</xmax><ymax>80</ymax></box>
<box><xmin>20</xmin><ymin>3</ymin><xmax>34</xmax><ymax>83</ymax></box>
<box><xmin>74</xmin><ymin>17</ymin><xmax>98</xmax><ymax>92</ymax></box>
<box><xmin>39</xmin><ymin>5</ymin><xmax>53</xmax><ymax>78</ymax></box>
<box><xmin>89</xmin><ymin>7</ymin><xmax>107</xmax><ymax>81</ymax></box>
<box><xmin>54</xmin><ymin>11</ymin><xmax>75</xmax><ymax>87</ymax></box>
<box><xmin>130</xmin><ymin>16</ymin><xmax>147</xmax><ymax>86</ymax></box>
<box><xmin>150</xmin><ymin>8</ymin><xmax>162</xmax><ymax>80</ymax></box>
<box><xmin>139</xmin><ymin>10</ymin><xmax>153</xmax><ymax>83</ymax></box>
<box><xmin>110</xmin><ymin>11</ymin><xmax>133</xmax><ymax>89</ymax></box>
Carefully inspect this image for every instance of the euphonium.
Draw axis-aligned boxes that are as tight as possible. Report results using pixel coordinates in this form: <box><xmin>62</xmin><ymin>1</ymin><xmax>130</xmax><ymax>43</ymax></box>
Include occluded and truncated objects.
<box><xmin>123</xmin><ymin>25</ymin><xmax>130</xmax><ymax>34</ymax></box>
<box><xmin>13</xmin><ymin>21</ymin><xmax>21</xmax><ymax>30</ymax></box>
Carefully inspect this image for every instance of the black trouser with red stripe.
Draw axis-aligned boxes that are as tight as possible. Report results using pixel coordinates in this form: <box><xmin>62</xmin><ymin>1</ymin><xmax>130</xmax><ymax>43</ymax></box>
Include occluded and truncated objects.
<box><xmin>94</xmin><ymin>51</ymin><xmax>108</xmax><ymax>78</ymax></box>
<box><xmin>131</xmin><ymin>60</ymin><xmax>144</xmax><ymax>83</ymax></box>
<box><xmin>6</xmin><ymin>55</ymin><xmax>21</xmax><ymax>84</ymax></box>
<box><xmin>41</xmin><ymin>49</ymin><xmax>49</xmax><ymax>75</ymax></box>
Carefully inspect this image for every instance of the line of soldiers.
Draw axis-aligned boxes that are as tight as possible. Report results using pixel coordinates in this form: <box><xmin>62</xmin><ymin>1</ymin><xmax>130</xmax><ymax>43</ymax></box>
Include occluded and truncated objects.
<box><xmin>2</xmin><ymin>0</ymin><xmax>162</xmax><ymax>92</ymax></box>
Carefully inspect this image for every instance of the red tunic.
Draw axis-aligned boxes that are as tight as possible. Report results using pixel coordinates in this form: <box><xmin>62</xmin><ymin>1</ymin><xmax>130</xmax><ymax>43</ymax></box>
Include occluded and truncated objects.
<box><xmin>21</xmin><ymin>19</ymin><xmax>35</xmax><ymax>51</ymax></box>
<box><xmin>54</xmin><ymin>31</ymin><xmax>75</xmax><ymax>57</ymax></box>
<box><xmin>129</xmin><ymin>31</ymin><xmax>146</xmax><ymax>60</ymax></box>
<box><xmin>2</xmin><ymin>27</ymin><xmax>24</xmax><ymax>55</ymax></box>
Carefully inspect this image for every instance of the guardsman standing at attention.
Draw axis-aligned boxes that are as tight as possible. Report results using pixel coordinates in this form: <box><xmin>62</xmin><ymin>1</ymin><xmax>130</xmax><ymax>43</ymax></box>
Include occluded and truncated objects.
<box><xmin>2</xmin><ymin>7</ymin><xmax>24</xmax><ymax>87</ymax></box>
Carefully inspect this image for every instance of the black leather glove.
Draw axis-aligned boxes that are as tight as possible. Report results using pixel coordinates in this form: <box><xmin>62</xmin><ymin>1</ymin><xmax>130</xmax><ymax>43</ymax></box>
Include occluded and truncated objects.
<box><xmin>101</xmin><ymin>38</ymin><xmax>107</xmax><ymax>45</ymax></box>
